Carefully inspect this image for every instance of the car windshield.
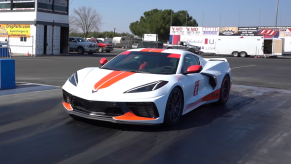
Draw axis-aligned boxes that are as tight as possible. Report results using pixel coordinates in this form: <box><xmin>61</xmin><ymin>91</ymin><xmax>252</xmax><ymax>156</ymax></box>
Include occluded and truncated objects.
<box><xmin>97</xmin><ymin>40</ymin><xmax>104</xmax><ymax>43</ymax></box>
<box><xmin>76</xmin><ymin>38</ymin><xmax>89</xmax><ymax>42</ymax></box>
<box><xmin>102</xmin><ymin>51</ymin><xmax>180</xmax><ymax>75</ymax></box>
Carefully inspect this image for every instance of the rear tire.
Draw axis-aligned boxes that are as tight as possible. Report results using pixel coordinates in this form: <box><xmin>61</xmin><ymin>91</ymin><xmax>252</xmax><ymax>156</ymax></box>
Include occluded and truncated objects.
<box><xmin>240</xmin><ymin>51</ymin><xmax>247</xmax><ymax>57</ymax></box>
<box><xmin>216</xmin><ymin>75</ymin><xmax>231</xmax><ymax>105</ymax></box>
<box><xmin>163</xmin><ymin>87</ymin><xmax>184</xmax><ymax>127</ymax></box>
<box><xmin>232</xmin><ymin>51</ymin><xmax>239</xmax><ymax>57</ymax></box>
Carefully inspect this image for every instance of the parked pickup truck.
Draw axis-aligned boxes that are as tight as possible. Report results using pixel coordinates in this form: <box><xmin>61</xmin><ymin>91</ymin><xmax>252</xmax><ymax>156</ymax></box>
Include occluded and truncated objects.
<box><xmin>69</xmin><ymin>37</ymin><xmax>98</xmax><ymax>54</ymax></box>
<box><xmin>164</xmin><ymin>41</ymin><xmax>203</xmax><ymax>55</ymax></box>
<box><xmin>88</xmin><ymin>38</ymin><xmax>113</xmax><ymax>53</ymax></box>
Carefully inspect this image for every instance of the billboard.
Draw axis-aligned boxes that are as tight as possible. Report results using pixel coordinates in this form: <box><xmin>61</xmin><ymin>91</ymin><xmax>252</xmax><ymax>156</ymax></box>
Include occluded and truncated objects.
<box><xmin>180</xmin><ymin>35</ymin><xmax>217</xmax><ymax>53</ymax></box>
<box><xmin>238</xmin><ymin>27</ymin><xmax>258</xmax><ymax>36</ymax></box>
<box><xmin>258</xmin><ymin>27</ymin><xmax>280</xmax><ymax>38</ymax></box>
<box><xmin>202</xmin><ymin>27</ymin><xmax>219</xmax><ymax>35</ymax></box>
<box><xmin>219</xmin><ymin>27</ymin><xmax>239</xmax><ymax>36</ymax></box>
<box><xmin>0</xmin><ymin>24</ymin><xmax>31</xmax><ymax>38</ymax></box>
<box><xmin>170</xmin><ymin>26</ymin><xmax>219</xmax><ymax>36</ymax></box>
<box><xmin>0</xmin><ymin>0</ymin><xmax>11</xmax><ymax>11</ymax></box>
<box><xmin>279</xmin><ymin>28</ymin><xmax>291</xmax><ymax>37</ymax></box>
<box><xmin>143</xmin><ymin>34</ymin><xmax>157</xmax><ymax>41</ymax></box>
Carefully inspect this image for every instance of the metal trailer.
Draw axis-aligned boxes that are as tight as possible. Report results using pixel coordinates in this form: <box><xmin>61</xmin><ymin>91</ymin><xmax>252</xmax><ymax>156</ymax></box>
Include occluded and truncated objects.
<box><xmin>215</xmin><ymin>37</ymin><xmax>285</xmax><ymax>58</ymax></box>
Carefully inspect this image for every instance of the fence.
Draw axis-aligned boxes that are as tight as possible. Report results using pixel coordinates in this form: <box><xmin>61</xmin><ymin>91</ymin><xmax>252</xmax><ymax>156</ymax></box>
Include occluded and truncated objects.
<box><xmin>0</xmin><ymin>36</ymin><xmax>34</xmax><ymax>56</ymax></box>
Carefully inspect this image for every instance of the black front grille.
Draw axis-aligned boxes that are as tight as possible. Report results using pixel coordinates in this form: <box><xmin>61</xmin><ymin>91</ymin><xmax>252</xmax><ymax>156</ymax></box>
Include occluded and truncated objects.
<box><xmin>125</xmin><ymin>102</ymin><xmax>159</xmax><ymax>118</ymax></box>
<box><xmin>63</xmin><ymin>90</ymin><xmax>123</xmax><ymax>117</ymax></box>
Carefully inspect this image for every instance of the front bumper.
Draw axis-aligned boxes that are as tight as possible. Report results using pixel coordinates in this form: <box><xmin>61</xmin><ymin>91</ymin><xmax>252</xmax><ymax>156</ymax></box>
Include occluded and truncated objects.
<box><xmin>84</xmin><ymin>47</ymin><xmax>98</xmax><ymax>52</ymax></box>
<box><xmin>62</xmin><ymin>89</ymin><xmax>164</xmax><ymax>125</ymax></box>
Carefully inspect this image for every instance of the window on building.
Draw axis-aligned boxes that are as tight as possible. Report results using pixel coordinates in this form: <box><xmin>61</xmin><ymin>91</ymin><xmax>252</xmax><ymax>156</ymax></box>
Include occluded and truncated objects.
<box><xmin>13</xmin><ymin>1</ymin><xmax>35</xmax><ymax>10</ymax></box>
<box><xmin>38</xmin><ymin>1</ymin><xmax>53</xmax><ymax>11</ymax></box>
<box><xmin>54</xmin><ymin>0</ymin><xmax>68</xmax><ymax>14</ymax></box>
<box><xmin>0</xmin><ymin>0</ymin><xmax>11</xmax><ymax>10</ymax></box>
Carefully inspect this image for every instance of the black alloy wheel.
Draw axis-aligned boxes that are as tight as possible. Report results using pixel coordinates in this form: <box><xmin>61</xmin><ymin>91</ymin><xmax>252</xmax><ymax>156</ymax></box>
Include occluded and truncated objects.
<box><xmin>216</xmin><ymin>75</ymin><xmax>230</xmax><ymax>105</ymax></box>
<box><xmin>164</xmin><ymin>87</ymin><xmax>184</xmax><ymax>127</ymax></box>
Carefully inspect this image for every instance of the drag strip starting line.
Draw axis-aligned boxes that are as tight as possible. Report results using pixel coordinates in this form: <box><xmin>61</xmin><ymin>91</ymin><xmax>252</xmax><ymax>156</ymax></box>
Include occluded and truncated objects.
<box><xmin>231</xmin><ymin>65</ymin><xmax>256</xmax><ymax>69</ymax></box>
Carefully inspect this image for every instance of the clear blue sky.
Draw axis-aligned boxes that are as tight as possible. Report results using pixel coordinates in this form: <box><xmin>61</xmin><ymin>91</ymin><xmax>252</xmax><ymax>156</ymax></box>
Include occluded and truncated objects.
<box><xmin>69</xmin><ymin>0</ymin><xmax>291</xmax><ymax>34</ymax></box>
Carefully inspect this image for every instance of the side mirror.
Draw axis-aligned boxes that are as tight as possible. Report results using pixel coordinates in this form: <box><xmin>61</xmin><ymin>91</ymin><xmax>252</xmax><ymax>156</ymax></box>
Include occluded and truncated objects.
<box><xmin>100</xmin><ymin>58</ymin><xmax>107</xmax><ymax>66</ymax></box>
<box><xmin>186</xmin><ymin>65</ymin><xmax>202</xmax><ymax>74</ymax></box>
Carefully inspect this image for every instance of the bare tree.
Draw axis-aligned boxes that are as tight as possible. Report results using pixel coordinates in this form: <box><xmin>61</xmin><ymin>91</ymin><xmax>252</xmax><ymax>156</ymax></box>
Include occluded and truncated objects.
<box><xmin>70</xmin><ymin>6</ymin><xmax>102</xmax><ymax>38</ymax></box>
<box><xmin>69</xmin><ymin>16</ymin><xmax>78</xmax><ymax>33</ymax></box>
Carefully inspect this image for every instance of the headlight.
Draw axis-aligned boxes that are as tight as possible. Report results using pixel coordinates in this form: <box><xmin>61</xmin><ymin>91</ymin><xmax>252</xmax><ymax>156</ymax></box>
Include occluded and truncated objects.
<box><xmin>68</xmin><ymin>72</ymin><xmax>78</xmax><ymax>86</ymax></box>
<box><xmin>124</xmin><ymin>81</ymin><xmax>168</xmax><ymax>93</ymax></box>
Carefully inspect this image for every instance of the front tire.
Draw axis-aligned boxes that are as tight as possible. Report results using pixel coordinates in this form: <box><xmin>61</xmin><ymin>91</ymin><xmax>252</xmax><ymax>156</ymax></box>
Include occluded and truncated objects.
<box><xmin>163</xmin><ymin>87</ymin><xmax>184</xmax><ymax>127</ymax></box>
<box><xmin>77</xmin><ymin>47</ymin><xmax>84</xmax><ymax>54</ymax></box>
<box><xmin>216</xmin><ymin>75</ymin><xmax>231</xmax><ymax>105</ymax></box>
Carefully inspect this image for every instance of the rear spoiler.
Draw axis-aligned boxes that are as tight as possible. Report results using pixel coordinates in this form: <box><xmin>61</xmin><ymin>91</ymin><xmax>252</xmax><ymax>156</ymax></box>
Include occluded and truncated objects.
<box><xmin>203</xmin><ymin>58</ymin><xmax>228</xmax><ymax>62</ymax></box>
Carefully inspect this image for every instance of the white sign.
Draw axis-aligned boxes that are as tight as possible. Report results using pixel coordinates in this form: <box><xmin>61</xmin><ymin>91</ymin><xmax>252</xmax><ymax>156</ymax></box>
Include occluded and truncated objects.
<box><xmin>180</xmin><ymin>35</ymin><xmax>218</xmax><ymax>53</ymax></box>
<box><xmin>170</xmin><ymin>26</ymin><xmax>219</xmax><ymax>36</ymax></box>
<box><xmin>143</xmin><ymin>34</ymin><xmax>157</xmax><ymax>41</ymax></box>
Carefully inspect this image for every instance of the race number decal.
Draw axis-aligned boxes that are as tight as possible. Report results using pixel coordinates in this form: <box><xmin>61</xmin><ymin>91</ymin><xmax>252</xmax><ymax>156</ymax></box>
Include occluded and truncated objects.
<box><xmin>193</xmin><ymin>81</ymin><xmax>199</xmax><ymax>96</ymax></box>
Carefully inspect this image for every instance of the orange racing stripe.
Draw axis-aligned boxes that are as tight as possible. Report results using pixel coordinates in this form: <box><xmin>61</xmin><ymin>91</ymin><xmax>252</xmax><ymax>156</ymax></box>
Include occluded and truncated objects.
<box><xmin>94</xmin><ymin>71</ymin><xmax>124</xmax><ymax>90</ymax></box>
<box><xmin>98</xmin><ymin>72</ymin><xmax>135</xmax><ymax>89</ymax></box>
<box><xmin>113</xmin><ymin>111</ymin><xmax>157</xmax><ymax>121</ymax></box>
<box><xmin>185</xmin><ymin>88</ymin><xmax>221</xmax><ymax>111</ymax></box>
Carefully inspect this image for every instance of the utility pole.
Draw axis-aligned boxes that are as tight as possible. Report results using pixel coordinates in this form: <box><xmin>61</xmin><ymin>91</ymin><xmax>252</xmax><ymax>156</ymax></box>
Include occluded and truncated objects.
<box><xmin>258</xmin><ymin>10</ymin><xmax>261</xmax><ymax>26</ymax></box>
<box><xmin>186</xmin><ymin>11</ymin><xmax>187</xmax><ymax>26</ymax></box>
<box><xmin>170</xmin><ymin>10</ymin><xmax>172</xmax><ymax>26</ymax></box>
<box><xmin>219</xmin><ymin>11</ymin><xmax>221</xmax><ymax>27</ymax></box>
<box><xmin>238</xmin><ymin>11</ymin><xmax>240</xmax><ymax>27</ymax></box>
<box><xmin>202</xmin><ymin>11</ymin><xmax>204</xmax><ymax>27</ymax></box>
<box><xmin>113</xmin><ymin>28</ymin><xmax>115</xmax><ymax>37</ymax></box>
<box><xmin>275</xmin><ymin>0</ymin><xmax>279</xmax><ymax>27</ymax></box>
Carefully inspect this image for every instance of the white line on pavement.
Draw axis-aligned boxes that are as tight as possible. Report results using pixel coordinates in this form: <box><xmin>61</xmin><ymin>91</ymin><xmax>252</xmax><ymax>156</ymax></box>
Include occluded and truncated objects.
<box><xmin>231</xmin><ymin>65</ymin><xmax>256</xmax><ymax>69</ymax></box>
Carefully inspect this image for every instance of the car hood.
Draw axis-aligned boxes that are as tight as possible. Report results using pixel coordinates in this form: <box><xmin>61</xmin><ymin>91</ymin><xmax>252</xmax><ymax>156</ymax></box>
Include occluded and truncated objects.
<box><xmin>81</xmin><ymin>68</ymin><xmax>172</xmax><ymax>93</ymax></box>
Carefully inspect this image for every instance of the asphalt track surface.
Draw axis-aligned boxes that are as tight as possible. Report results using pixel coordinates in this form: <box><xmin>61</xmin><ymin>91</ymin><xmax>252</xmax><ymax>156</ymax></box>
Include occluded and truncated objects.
<box><xmin>1</xmin><ymin>50</ymin><xmax>291</xmax><ymax>164</ymax></box>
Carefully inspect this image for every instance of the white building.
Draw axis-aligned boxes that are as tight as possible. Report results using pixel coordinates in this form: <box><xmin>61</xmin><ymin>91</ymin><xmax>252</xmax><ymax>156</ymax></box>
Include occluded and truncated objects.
<box><xmin>0</xmin><ymin>0</ymin><xmax>69</xmax><ymax>56</ymax></box>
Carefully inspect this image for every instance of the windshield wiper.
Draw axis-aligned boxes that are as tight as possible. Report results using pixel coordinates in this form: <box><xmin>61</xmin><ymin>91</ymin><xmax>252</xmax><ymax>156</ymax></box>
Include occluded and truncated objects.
<box><xmin>129</xmin><ymin>70</ymin><xmax>151</xmax><ymax>73</ymax></box>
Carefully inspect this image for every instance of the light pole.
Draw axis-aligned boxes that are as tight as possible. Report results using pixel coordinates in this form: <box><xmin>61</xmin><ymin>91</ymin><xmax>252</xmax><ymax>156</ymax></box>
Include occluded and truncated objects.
<box><xmin>275</xmin><ymin>0</ymin><xmax>279</xmax><ymax>27</ymax></box>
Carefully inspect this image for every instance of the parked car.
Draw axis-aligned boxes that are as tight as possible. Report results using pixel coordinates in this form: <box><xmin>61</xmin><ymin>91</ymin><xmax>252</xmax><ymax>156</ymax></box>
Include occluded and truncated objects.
<box><xmin>88</xmin><ymin>38</ymin><xmax>113</xmax><ymax>53</ymax></box>
<box><xmin>164</xmin><ymin>41</ymin><xmax>203</xmax><ymax>55</ymax></box>
<box><xmin>132</xmin><ymin>43</ymin><xmax>139</xmax><ymax>48</ymax></box>
<box><xmin>69</xmin><ymin>37</ymin><xmax>98</xmax><ymax>54</ymax></box>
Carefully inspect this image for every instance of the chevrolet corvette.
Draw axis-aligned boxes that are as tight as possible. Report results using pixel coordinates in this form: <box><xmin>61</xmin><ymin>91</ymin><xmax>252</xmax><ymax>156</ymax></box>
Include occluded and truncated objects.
<box><xmin>62</xmin><ymin>48</ymin><xmax>232</xmax><ymax>126</ymax></box>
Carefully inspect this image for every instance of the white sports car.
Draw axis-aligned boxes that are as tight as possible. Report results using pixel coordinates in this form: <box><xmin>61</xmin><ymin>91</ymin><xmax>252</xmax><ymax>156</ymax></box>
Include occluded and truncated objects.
<box><xmin>62</xmin><ymin>48</ymin><xmax>232</xmax><ymax>126</ymax></box>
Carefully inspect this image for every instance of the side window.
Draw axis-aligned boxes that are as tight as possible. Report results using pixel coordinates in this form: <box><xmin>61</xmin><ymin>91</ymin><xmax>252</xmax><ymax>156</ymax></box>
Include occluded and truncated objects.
<box><xmin>69</xmin><ymin>38</ymin><xmax>76</xmax><ymax>42</ymax></box>
<box><xmin>182</xmin><ymin>54</ymin><xmax>200</xmax><ymax>73</ymax></box>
